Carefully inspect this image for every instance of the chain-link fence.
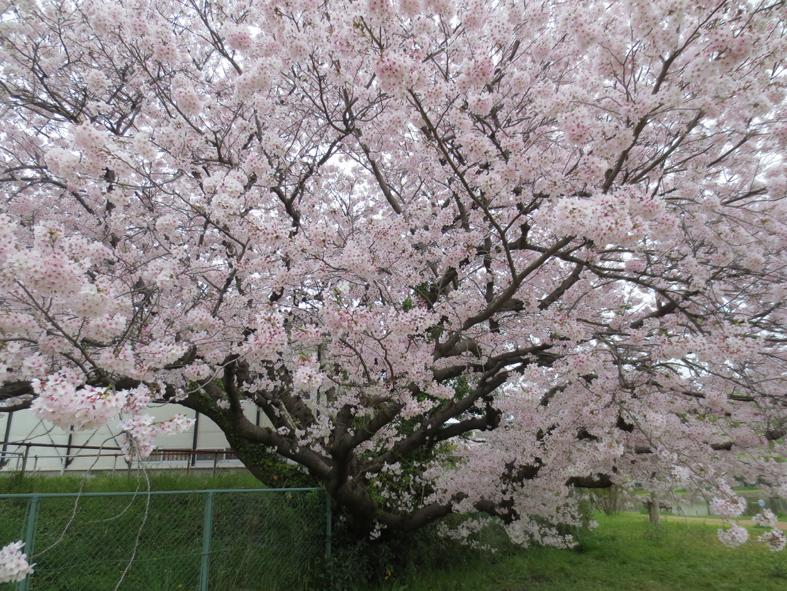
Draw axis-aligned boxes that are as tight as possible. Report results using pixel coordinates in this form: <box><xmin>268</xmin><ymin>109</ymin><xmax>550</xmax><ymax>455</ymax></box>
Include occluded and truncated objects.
<box><xmin>0</xmin><ymin>488</ymin><xmax>330</xmax><ymax>591</ymax></box>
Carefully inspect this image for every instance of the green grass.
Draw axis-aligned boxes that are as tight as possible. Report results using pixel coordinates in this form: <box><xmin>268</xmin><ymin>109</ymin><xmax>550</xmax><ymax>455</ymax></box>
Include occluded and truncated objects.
<box><xmin>659</xmin><ymin>510</ymin><xmax>787</xmax><ymax>521</ymax></box>
<box><xmin>370</xmin><ymin>514</ymin><xmax>787</xmax><ymax>591</ymax></box>
<box><xmin>0</xmin><ymin>469</ymin><xmax>265</xmax><ymax>494</ymax></box>
<box><xmin>3</xmin><ymin>473</ymin><xmax>786</xmax><ymax>591</ymax></box>
<box><xmin>0</xmin><ymin>473</ymin><xmax>325</xmax><ymax>591</ymax></box>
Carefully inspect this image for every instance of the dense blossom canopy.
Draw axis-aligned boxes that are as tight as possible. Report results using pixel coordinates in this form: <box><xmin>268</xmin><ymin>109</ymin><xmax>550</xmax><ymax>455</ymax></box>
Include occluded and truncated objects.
<box><xmin>2</xmin><ymin>0</ymin><xmax>787</xmax><ymax>551</ymax></box>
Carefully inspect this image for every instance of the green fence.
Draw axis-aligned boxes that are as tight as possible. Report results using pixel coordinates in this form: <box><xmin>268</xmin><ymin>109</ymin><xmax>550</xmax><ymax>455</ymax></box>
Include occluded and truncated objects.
<box><xmin>0</xmin><ymin>488</ymin><xmax>330</xmax><ymax>591</ymax></box>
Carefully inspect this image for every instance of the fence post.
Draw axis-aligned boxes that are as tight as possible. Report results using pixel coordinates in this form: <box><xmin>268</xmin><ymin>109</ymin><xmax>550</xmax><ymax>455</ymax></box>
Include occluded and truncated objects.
<box><xmin>17</xmin><ymin>494</ymin><xmax>39</xmax><ymax>591</ymax></box>
<box><xmin>20</xmin><ymin>446</ymin><xmax>30</xmax><ymax>476</ymax></box>
<box><xmin>199</xmin><ymin>491</ymin><xmax>215</xmax><ymax>591</ymax></box>
<box><xmin>325</xmin><ymin>492</ymin><xmax>331</xmax><ymax>560</ymax></box>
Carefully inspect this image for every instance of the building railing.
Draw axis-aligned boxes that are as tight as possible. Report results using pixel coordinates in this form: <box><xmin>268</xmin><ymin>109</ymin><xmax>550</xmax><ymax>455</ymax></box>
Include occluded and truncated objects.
<box><xmin>0</xmin><ymin>442</ymin><xmax>245</xmax><ymax>477</ymax></box>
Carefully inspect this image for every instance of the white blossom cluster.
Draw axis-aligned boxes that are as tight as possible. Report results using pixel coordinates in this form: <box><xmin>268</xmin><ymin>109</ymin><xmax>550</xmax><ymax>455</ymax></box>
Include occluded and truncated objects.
<box><xmin>752</xmin><ymin>509</ymin><xmax>778</xmax><ymax>528</ymax></box>
<box><xmin>31</xmin><ymin>374</ymin><xmax>126</xmax><ymax>431</ymax></box>
<box><xmin>0</xmin><ymin>541</ymin><xmax>33</xmax><ymax>583</ymax></box>
<box><xmin>710</xmin><ymin>484</ymin><xmax>748</xmax><ymax>518</ymax></box>
<box><xmin>119</xmin><ymin>413</ymin><xmax>195</xmax><ymax>460</ymax></box>
<box><xmin>758</xmin><ymin>529</ymin><xmax>787</xmax><ymax>552</ymax></box>
<box><xmin>717</xmin><ymin>524</ymin><xmax>749</xmax><ymax>548</ymax></box>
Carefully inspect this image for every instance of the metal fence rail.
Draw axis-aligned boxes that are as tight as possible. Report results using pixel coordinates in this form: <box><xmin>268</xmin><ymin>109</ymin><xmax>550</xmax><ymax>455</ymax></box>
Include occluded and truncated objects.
<box><xmin>0</xmin><ymin>488</ymin><xmax>330</xmax><ymax>591</ymax></box>
<box><xmin>1</xmin><ymin>443</ymin><xmax>248</xmax><ymax>476</ymax></box>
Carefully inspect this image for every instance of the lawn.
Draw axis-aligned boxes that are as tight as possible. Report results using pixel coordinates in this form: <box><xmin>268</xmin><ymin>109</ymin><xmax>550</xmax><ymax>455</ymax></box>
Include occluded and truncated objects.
<box><xmin>0</xmin><ymin>470</ymin><xmax>265</xmax><ymax>494</ymax></box>
<box><xmin>3</xmin><ymin>472</ymin><xmax>786</xmax><ymax>591</ymax></box>
<box><xmin>372</xmin><ymin>513</ymin><xmax>787</xmax><ymax>591</ymax></box>
<box><xmin>0</xmin><ymin>472</ymin><xmax>325</xmax><ymax>591</ymax></box>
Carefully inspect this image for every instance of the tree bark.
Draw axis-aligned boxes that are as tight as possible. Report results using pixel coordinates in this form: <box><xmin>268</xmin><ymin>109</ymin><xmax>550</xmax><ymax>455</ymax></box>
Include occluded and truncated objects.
<box><xmin>649</xmin><ymin>491</ymin><xmax>660</xmax><ymax>525</ymax></box>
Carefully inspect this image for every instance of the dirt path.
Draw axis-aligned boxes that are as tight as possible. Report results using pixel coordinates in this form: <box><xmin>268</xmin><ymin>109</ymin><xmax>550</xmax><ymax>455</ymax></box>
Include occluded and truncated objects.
<box><xmin>656</xmin><ymin>514</ymin><xmax>787</xmax><ymax>530</ymax></box>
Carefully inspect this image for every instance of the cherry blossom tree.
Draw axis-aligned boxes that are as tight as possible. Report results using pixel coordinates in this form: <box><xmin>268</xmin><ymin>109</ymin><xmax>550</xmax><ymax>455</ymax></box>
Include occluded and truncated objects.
<box><xmin>2</xmin><ymin>0</ymin><xmax>787</xmax><ymax>551</ymax></box>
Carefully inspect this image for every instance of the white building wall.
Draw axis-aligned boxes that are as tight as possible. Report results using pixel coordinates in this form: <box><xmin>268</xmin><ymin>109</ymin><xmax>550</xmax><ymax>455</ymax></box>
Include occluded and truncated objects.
<box><xmin>0</xmin><ymin>404</ymin><xmax>263</xmax><ymax>474</ymax></box>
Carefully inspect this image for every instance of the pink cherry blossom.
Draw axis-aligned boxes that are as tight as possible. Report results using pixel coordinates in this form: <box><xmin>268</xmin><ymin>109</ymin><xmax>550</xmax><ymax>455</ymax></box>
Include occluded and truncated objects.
<box><xmin>717</xmin><ymin>524</ymin><xmax>749</xmax><ymax>549</ymax></box>
<box><xmin>0</xmin><ymin>541</ymin><xmax>34</xmax><ymax>584</ymax></box>
<box><xmin>759</xmin><ymin>529</ymin><xmax>787</xmax><ymax>552</ymax></box>
<box><xmin>119</xmin><ymin>413</ymin><xmax>195</xmax><ymax>460</ymax></box>
<box><xmin>710</xmin><ymin>484</ymin><xmax>748</xmax><ymax>518</ymax></box>
<box><xmin>1</xmin><ymin>0</ymin><xmax>787</xmax><ymax>552</ymax></box>
<box><xmin>31</xmin><ymin>377</ymin><xmax>127</xmax><ymax>432</ymax></box>
<box><xmin>753</xmin><ymin>510</ymin><xmax>778</xmax><ymax>529</ymax></box>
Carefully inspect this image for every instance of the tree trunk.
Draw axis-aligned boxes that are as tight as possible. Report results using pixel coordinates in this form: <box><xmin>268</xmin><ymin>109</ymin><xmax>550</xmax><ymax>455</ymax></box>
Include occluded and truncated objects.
<box><xmin>649</xmin><ymin>491</ymin><xmax>660</xmax><ymax>525</ymax></box>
